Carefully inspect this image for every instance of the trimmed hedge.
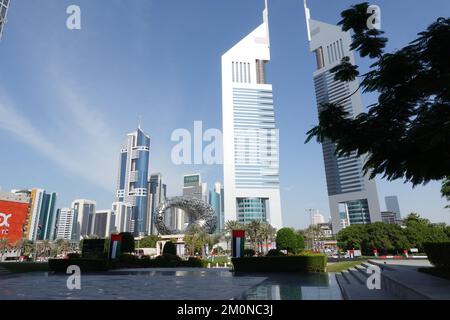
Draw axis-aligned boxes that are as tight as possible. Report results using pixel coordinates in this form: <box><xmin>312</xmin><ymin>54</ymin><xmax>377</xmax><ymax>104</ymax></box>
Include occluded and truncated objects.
<box><xmin>232</xmin><ymin>254</ymin><xmax>327</xmax><ymax>273</ymax></box>
<box><xmin>49</xmin><ymin>259</ymin><xmax>109</xmax><ymax>273</ymax></box>
<box><xmin>423</xmin><ymin>242</ymin><xmax>450</xmax><ymax>268</ymax></box>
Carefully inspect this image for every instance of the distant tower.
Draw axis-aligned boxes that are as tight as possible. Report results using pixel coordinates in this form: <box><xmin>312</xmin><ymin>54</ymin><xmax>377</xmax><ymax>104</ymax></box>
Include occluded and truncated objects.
<box><xmin>304</xmin><ymin>1</ymin><xmax>381</xmax><ymax>233</ymax></box>
<box><xmin>385</xmin><ymin>196</ymin><xmax>401</xmax><ymax>220</ymax></box>
<box><xmin>222</xmin><ymin>0</ymin><xmax>283</xmax><ymax>229</ymax></box>
<box><xmin>115</xmin><ymin>126</ymin><xmax>150</xmax><ymax>237</ymax></box>
<box><xmin>0</xmin><ymin>0</ymin><xmax>10</xmax><ymax>41</ymax></box>
<box><xmin>147</xmin><ymin>173</ymin><xmax>167</xmax><ymax>235</ymax></box>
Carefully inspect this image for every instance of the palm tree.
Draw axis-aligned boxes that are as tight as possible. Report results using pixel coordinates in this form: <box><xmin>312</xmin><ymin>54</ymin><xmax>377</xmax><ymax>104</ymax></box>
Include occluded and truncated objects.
<box><xmin>259</xmin><ymin>223</ymin><xmax>276</xmax><ymax>253</ymax></box>
<box><xmin>224</xmin><ymin>220</ymin><xmax>243</xmax><ymax>234</ymax></box>
<box><xmin>246</xmin><ymin>220</ymin><xmax>263</xmax><ymax>253</ymax></box>
<box><xmin>184</xmin><ymin>224</ymin><xmax>208</xmax><ymax>256</ymax></box>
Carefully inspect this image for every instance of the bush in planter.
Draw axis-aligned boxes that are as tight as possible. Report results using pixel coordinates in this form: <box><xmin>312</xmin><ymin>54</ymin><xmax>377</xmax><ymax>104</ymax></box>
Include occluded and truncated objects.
<box><xmin>49</xmin><ymin>259</ymin><xmax>108</xmax><ymax>273</ymax></box>
<box><xmin>162</xmin><ymin>241</ymin><xmax>177</xmax><ymax>255</ymax></box>
<box><xmin>244</xmin><ymin>249</ymin><xmax>256</xmax><ymax>257</ymax></box>
<box><xmin>423</xmin><ymin>242</ymin><xmax>450</xmax><ymax>268</ymax></box>
<box><xmin>67</xmin><ymin>253</ymin><xmax>81</xmax><ymax>259</ymax></box>
<box><xmin>154</xmin><ymin>253</ymin><xmax>182</xmax><ymax>267</ymax></box>
<box><xmin>119</xmin><ymin>253</ymin><xmax>138</xmax><ymax>264</ymax></box>
<box><xmin>179</xmin><ymin>257</ymin><xmax>204</xmax><ymax>268</ymax></box>
<box><xmin>232</xmin><ymin>254</ymin><xmax>327</xmax><ymax>273</ymax></box>
<box><xmin>266</xmin><ymin>249</ymin><xmax>286</xmax><ymax>257</ymax></box>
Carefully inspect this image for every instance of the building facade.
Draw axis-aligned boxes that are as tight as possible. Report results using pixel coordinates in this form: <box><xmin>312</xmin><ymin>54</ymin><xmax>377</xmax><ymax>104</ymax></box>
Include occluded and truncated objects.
<box><xmin>209</xmin><ymin>182</ymin><xmax>223</xmax><ymax>233</ymax></box>
<box><xmin>304</xmin><ymin>1</ymin><xmax>381</xmax><ymax>233</ymax></box>
<box><xmin>72</xmin><ymin>199</ymin><xmax>96</xmax><ymax>241</ymax></box>
<box><xmin>385</xmin><ymin>196</ymin><xmax>401</xmax><ymax>220</ymax></box>
<box><xmin>147</xmin><ymin>173</ymin><xmax>167</xmax><ymax>235</ymax></box>
<box><xmin>183</xmin><ymin>174</ymin><xmax>206</xmax><ymax>201</ymax></box>
<box><xmin>92</xmin><ymin>210</ymin><xmax>114</xmax><ymax>238</ymax></box>
<box><xmin>0</xmin><ymin>190</ymin><xmax>30</xmax><ymax>245</ymax></box>
<box><xmin>115</xmin><ymin>127</ymin><xmax>150</xmax><ymax>236</ymax></box>
<box><xmin>222</xmin><ymin>1</ymin><xmax>282</xmax><ymax>229</ymax></box>
<box><xmin>0</xmin><ymin>0</ymin><xmax>10</xmax><ymax>40</ymax></box>
<box><xmin>112</xmin><ymin>201</ymin><xmax>133</xmax><ymax>234</ymax></box>
<box><xmin>11</xmin><ymin>188</ymin><xmax>57</xmax><ymax>241</ymax></box>
<box><xmin>55</xmin><ymin>208</ymin><xmax>75</xmax><ymax>241</ymax></box>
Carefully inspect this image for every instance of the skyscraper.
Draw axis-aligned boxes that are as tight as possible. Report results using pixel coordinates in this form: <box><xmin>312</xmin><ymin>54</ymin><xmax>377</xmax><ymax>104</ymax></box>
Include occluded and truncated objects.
<box><xmin>12</xmin><ymin>188</ymin><xmax>58</xmax><ymax>241</ymax></box>
<box><xmin>209</xmin><ymin>182</ymin><xmax>223</xmax><ymax>233</ymax></box>
<box><xmin>221</xmin><ymin>0</ymin><xmax>282</xmax><ymax>229</ymax></box>
<box><xmin>92</xmin><ymin>210</ymin><xmax>114</xmax><ymax>238</ymax></box>
<box><xmin>0</xmin><ymin>0</ymin><xmax>10</xmax><ymax>41</ymax></box>
<box><xmin>115</xmin><ymin>126</ymin><xmax>150</xmax><ymax>236</ymax></box>
<box><xmin>72</xmin><ymin>199</ymin><xmax>96</xmax><ymax>241</ymax></box>
<box><xmin>304</xmin><ymin>1</ymin><xmax>381</xmax><ymax>233</ymax></box>
<box><xmin>112</xmin><ymin>201</ymin><xmax>133</xmax><ymax>234</ymax></box>
<box><xmin>385</xmin><ymin>196</ymin><xmax>401</xmax><ymax>220</ymax></box>
<box><xmin>147</xmin><ymin>173</ymin><xmax>167</xmax><ymax>235</ymax></box>
<box><xmin>55</xmin><ymin>208</ymin><xmax>75</xmax><ymax>241</ymax></box>
<box><xmin>183</xmin><ymin>174</ymin><xmax>206</xmax><ymax>201</ymax></box>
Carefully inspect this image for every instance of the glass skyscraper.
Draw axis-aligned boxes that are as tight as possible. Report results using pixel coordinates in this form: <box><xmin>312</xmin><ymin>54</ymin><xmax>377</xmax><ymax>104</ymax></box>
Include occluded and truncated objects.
<box><xmin>304</xmin><ymin>1</ymin><xmax>381</xmax><ymax>232</ymax></box>
<box><xmin>115</xmin><ymin>126</ymin><xmax>150</xmax><ymax>237</ymax></box>
<box><xmin>222</xmin><ymin>1</ymin><xmax>282</xmax><ymax>229</ymax></box>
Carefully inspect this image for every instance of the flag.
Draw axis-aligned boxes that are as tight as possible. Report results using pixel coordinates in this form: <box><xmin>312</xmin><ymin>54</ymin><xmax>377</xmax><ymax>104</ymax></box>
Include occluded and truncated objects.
<box><xmin>232</xmin><ymin>230</ymin><xmax>245</xmax><ymax>258</ymax></box>
<box><xmin>110</xmin><ymin>234</ymin><xmax>123</xmax><ymax>260</ymax></box>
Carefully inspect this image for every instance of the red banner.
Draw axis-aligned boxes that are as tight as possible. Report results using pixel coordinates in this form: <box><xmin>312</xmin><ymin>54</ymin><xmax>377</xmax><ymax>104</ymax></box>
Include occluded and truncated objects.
<box><xmin>232</xmin><ymin>230</ymin><xmax>245</xmax><ymax>238</ymax></box>
<box><xmin>0</xmin><ymin>200</ymin><xmax>29</xmax><ymax>245</ymax></box>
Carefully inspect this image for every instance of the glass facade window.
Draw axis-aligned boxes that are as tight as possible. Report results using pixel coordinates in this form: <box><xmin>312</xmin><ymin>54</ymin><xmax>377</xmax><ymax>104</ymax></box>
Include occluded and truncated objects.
<box><xmin>236</xmin><ymin>198</ymin><xmax>267</xmax><ymax>224</ymax></box>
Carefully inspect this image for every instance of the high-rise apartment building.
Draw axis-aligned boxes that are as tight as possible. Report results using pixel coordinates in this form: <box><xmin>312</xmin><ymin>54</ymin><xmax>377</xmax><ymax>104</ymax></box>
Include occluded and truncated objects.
<box><xmin>12</xmin><ymin>188</ymin><xmax>57</xmax><ymax>241</ymax></box>
<box><xmin>304</xmin><ymin>1</ymin><xmax>381</xmax><ymax>233</ymax></box>
<box><xmin>147</xmin><ymin>173</ymin><xmax>167</xmax><ymax>235</ymax></box>
<box><xmin>222</xmin><ymin>1</ymin><xmax>282</xmax><ymax>229</ymax></box>
<box><xmin>0</xmin><ymin>0</ymin><xmax>10</xmax><ymax>40</ymax></box>
<box><xmin>115</xmin><ymin>126</ymin><xmax>150</xmax><ymax>236</ymax></box>
<box><xmin>112</xmin><ymin>201</ymin><xmax>133</xmax><ymax>234</ymax></box>
<box><xmin>72</xmin><ymin>199</ymin><xmax>96</xmax><ymax>241</ymax></box>
<box><xmin>92</xmin><ymin>210</ymin><xmax>114</xmax><ymax>238</ymax></box>
<box><xmin>55</xmin><ymin>208</ymin><xmax>75</xmax><ymax>241</ymax></box>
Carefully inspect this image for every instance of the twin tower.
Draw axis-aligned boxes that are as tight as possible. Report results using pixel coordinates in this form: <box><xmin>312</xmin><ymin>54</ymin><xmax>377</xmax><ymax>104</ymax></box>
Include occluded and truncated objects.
<box><xmin>115</xmin><ymin>1</ymin><xmax>381</xmax><ymax>236</ymax></box>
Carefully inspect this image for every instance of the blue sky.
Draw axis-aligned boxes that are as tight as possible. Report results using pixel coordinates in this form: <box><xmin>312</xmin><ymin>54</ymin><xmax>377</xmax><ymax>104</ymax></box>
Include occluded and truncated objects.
<box><xmin>0</xmin><ymin>0</ymin><xmax>449</xmax><ymax>229</ymax></box>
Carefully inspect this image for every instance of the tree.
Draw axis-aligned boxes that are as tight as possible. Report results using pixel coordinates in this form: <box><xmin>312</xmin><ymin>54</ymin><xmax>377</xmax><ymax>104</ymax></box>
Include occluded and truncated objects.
<box><xmin>184</xmin><ymin>224</ymin><xmax>208</xmax><ymax>256</ymax></box>
<box><xmin>306</xmin><ymin>3</ymin><xmax>450</xmax><ymax>188</ymax></box>
<box><xmin>119</xmin><ymin>232</ymin><xmax>135</xmax><ymax>253</ymax></box>
<box><xmin>162</xmin><ymin>241</ymin><xmax>177</xmax><ymax>255</ymax></box>
<box><xmin>276</xmin><ymin>228</ymin><xmax>300</xmax><ymax>254</ymax></box>
<box><xmin>139</xmin><ymin>235</ymin><xmax>160</xmax><ymax>248</ymax></box>
<box><xmin>245</xmin><ymin>220</ymin><xmax>263</xmax><ymax>252</ymax></box>
<box><xmin>403</xmin><ymin>213</ymin><xmax>448</xmax><ymax>251</ymax></box>
<box><xmin>442</xmin><ymin>177</ymin><xmax>450</xmax><ymax>209</ymax></box>
<box><xmin>259</xmin><ymin>223</ymin><xmax>276</xmax><ymax>253</ymax></box>
<box><xmin>336</xmin><ymin>224</ymin><xmax>366</xmax><ymax>251</ymax></box>
<box><xmin>224</xmin><ymin>220</ymin><xmax>243</xmax><ymax>234</ymax></box>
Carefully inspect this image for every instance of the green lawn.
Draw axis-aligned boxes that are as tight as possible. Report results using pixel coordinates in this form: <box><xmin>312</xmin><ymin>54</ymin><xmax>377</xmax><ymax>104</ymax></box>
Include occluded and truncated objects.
<box><xmin>327</xmin><ymin>260</ymin><xmax>367</xmax><ymax>273</ymax></box>
<box><xmin>0</xmin><ymin>262</ymin><xmax>50</xmax><ymax>273</ymax></box>
<box><xmin>203</xmin><ymin>256</ymin><xmax>231</xmax><ymax>266</ymax></box>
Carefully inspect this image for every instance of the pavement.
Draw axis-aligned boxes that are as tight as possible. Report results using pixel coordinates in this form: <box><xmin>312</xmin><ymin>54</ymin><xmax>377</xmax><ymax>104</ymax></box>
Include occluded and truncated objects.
<box><xmin>369</xmin><ymin>259</ymin><xmax>450</xmax><ymax>300</ymax></box>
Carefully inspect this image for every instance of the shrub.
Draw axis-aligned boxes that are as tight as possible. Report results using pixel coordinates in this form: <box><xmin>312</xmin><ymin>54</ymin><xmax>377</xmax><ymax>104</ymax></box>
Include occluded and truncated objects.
<box><xmin>154</xmin><ymin>253</ymin><xmax>182</xmax><ymax>267</ymax></box>
<box><xmin>67</xmin><ymin>253</ymin><xmax>81</xmax><ymax>259</ymax></box>
<box><xmin>119</xmin><ymin>253</ymin><xmax>137</xmax><ymax>264</ymax></box>
<box><xmin>232</xmin><ymin>254</ymin><xmax>327</xmax><ymax>273</ymax></box>
<box><xmin>423</xmin><ymin>242</ymin><xmax>450</xmax><ymax>268</ymax></box>
<box><xmin>179</xmin><ymin>257</ymin><xmax>204</xmax><ymax>268</ymax></box>
<box><xmin>49</xmin><ymin>259</ymin><xmax>108</xmax><ymax>273</ymax></box>
<box><xmin>276</xmin><ymin>228</ymin><xmax>300</xmax><ymax>253</ymax></box>
<box><xmin>162</xmin><ymin>241</ymin><xmax>177</xmax><ymax>255</ymax></box>
<box><xmin>243</xmin><ymin>249</ymin><xmax>256</xmax><ymax>257</ymax></box>
<box><xmin>266</xmin><ymin>249</ymin><xmax>286</xmax><ymax>257</ymax></box>
<box><xmin>119</xmin><ymin>232</ymin><xmax>135</xmax><ymax>253</ymax></box>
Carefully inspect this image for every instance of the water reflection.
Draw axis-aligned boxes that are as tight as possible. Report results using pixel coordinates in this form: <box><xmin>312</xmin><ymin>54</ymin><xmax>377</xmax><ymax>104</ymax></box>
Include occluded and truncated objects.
<box><xmin>241</xmin><ymin>273</ymin><xmax>342</xmax><ymax>300</ymax></box>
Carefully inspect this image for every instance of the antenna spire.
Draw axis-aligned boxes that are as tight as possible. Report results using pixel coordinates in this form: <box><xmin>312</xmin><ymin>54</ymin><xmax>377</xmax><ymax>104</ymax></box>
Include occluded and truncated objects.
<box><xmin>138</xmin><ymin>115</ymin><xmax>142</xmax><ymax>130</ymax></box>
<box><xmin>304</xmin><ymin>0</ymin><xmax>312</xmax><ymax>41</ymax></box>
